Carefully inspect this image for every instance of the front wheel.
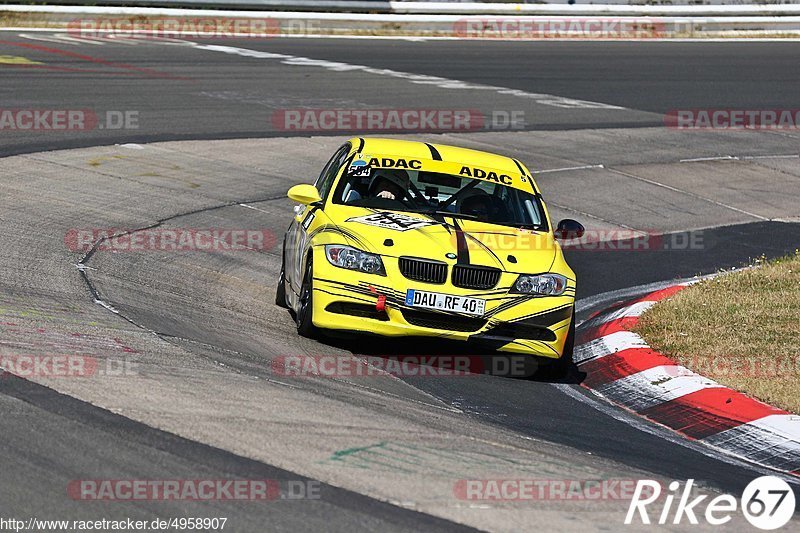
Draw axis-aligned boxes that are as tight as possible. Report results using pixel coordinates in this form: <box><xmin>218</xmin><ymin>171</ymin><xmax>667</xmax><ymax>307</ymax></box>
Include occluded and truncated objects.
<box><xmin>296</xmin><ymin>256</ymin><xmax>319</xmax><ymax>338</ymax></box>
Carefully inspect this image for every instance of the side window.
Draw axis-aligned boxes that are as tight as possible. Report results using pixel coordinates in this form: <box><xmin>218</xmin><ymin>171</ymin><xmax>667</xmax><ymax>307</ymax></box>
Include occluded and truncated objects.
<box><xmin>315</xmin><ymin>143</ymin><xmax>351</xmax><ymax>201</ymax></box>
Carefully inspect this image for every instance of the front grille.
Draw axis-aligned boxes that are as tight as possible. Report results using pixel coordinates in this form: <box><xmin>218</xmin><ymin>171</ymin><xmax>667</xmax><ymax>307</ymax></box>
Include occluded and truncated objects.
<box><xmin>401</xmin><ymin>310</ymin><xmax>486</xmax><ymax>332</ymax></box>
<box><xmin>398</xmin><ymin>257</ymin><xmax>447</xmax><ymax>284</ymax></box>
<box><xmin>452</xmin><ymin>265</ymin><xmax>501</xmax><ymax>290</ymax></box>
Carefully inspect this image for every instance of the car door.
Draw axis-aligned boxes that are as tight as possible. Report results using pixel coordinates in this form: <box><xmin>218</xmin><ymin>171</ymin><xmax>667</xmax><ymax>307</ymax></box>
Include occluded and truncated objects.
<box><xmin>286</xmin><ymin>142</ymin><xmax>352</xmax><ymax>298</ymax></box>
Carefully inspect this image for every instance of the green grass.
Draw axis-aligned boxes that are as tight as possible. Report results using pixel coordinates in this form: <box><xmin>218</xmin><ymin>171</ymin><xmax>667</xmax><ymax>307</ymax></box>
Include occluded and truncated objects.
<box><xmin>634</xmin><ymin>252</ymin><xmax>800</xmax><ymax>414</ymax></box>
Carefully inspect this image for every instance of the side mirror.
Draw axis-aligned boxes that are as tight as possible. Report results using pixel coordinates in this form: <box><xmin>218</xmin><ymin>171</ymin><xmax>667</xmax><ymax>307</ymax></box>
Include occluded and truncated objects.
<box><xmin>555</xmin><ymin>219</ymin><xmax>585</xmax><ymax>240</ymax></box>
<box><xmin>287</xmin><ymin>184</ymin><xmax>322</xmax><ymax>206</ymax></box>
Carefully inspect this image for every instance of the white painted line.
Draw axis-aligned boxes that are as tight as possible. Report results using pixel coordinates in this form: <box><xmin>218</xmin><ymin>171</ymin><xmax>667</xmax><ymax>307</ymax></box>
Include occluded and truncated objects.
<box><xmin>188</xmin><ymin>42</ymin><xmax>626</xmax><ymax>110</ymax></box>
<box><xmin>51</xmin><ymin>33</ymin><xmax>111</xmax><ymax>45</ymax></box>
<box><xmin>102</xmin><ymin>35</ymin><xmax>143</xmax><ymax>45</ymax></box>
<box><xmin>596</xmin><ymin>365</ymin><xmax>722</xmax><ymax>412</ymax></box>
<box><xmin>679</xmin><ymin>155</ymin><xmax>739</xmax><ymax>163</ymax></box>
<box><xmin>608</xmin><ymin>167</ymin><xmax>770</xmax><ymax>221</ymax></box>
<box><xmin>742</xmin><ymin>154</ymin><xmax>800</xmax><ymax>160</ymax></box>
<box><xmin>573</xmin><ymin>330</ymin><xmax>647</xmax><ymax>364</ymax></box>
<box><xmin>535</xmin><ymin>164</ymin><xmax>605</xmax><ymax>174</ymax></box>
<box><xmin>239</xmin><ymin>203</ymin><xmax>272</xmax><ymax>215</ymax></box>
<box><xmin>17</xmin><ymin>32</ymin><xmax>101</xmax><ymax>45</ymax></box>
<box><xmin>544</xmin><ymin>200</ymin><xmax>640</xmax><ymax>231</ymax></box>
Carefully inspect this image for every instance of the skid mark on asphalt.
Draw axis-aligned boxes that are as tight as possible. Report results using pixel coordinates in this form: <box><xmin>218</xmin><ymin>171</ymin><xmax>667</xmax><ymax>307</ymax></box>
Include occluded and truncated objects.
<box><xmin>181</xmin><ymin>42</ymin><xmax>626</xmax><ymax>110</ymax></box>
<box><xmin>324</xmin><ymin>441</ymin><xmax>559</xmax><ymax>476</ymax></box>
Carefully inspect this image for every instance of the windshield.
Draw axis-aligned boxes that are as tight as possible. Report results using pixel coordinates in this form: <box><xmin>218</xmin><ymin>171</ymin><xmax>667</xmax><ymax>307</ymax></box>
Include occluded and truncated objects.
<box><xmin>332</xmin><ymin>168</ymin><xmax>547</xmax><ymax>230</ymax></box>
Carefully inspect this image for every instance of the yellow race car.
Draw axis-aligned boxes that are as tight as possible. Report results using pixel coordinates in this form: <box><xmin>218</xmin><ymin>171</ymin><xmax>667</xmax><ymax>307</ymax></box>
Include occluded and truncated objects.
<box><xmin>276</xmin><ymin>138</ymin><xmax>584</xmax><ymax>372</ymax></box>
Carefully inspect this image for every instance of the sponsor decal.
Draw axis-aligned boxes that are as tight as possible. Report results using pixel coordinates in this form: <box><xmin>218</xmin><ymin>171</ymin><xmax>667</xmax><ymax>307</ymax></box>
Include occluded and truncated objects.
<box><xmin>346</xmin><ymin>212</ymin><xmax>435</xmax><ymax>232</ymax></box>
<box><xmin>366</xmin><ymin>157</ymin><xmax>423</xmax><ymax>170</ymax></box>
<box><xmin>458</xmin><ymin>166</ymin><xmax>514</xmax><ymax>185</ymax></box>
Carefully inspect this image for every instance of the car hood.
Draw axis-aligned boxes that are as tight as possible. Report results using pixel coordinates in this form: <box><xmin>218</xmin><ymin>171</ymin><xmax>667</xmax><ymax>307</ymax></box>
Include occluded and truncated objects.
<box><xmin>326</xmin><ymin>206</ymin><xmax>557</xmax><ymax>273</ymax></box>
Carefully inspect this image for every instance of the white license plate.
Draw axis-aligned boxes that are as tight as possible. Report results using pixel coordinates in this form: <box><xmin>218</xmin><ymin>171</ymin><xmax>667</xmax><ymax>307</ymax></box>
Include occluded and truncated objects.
<box><xmin>405</xmin><ymin>289</ymin><xmax>486</xmax><ymax>317</ymax></box>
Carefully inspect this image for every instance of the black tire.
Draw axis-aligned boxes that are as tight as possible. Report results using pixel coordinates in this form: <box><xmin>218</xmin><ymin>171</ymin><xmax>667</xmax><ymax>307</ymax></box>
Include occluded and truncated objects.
<box><xmin>296</xmin><ymin>255</ymin><xmax>319</xmax><ymax>338</ymax></box>
<box><xmin>275</xmin><ymin>243</ymin><xmax>289</xmax><ymax>309</ymax></box>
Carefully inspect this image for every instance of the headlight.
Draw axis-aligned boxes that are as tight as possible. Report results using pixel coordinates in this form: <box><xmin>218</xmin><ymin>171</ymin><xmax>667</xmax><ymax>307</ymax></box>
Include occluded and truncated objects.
<box><xmin>512</xmin><ymin>274</ymin><xmax>567</xmax><ymax>296</ymax></box>
<box><xmin>325</xmin><ymin>245</ymin><xmax>385</xmax><ymax>275</ymax></box>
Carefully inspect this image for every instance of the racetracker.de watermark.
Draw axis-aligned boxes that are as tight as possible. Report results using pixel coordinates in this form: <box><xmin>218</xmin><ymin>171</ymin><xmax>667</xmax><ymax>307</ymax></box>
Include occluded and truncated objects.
<box><xmin>665</xmin><ymin>109</ymin><xmax>800</xmax><ymax>130</ymax></box>
<box><xmin>456</xmin><ymin>229</ymin><xmax>706</xmax><ymax>252</ymax></box>
<box><xmin>453</xmin><ymin>18</ymin><xmax>667</xmax><ymax>39</ymax></box>
<box><xmin>271</xmin><ymin>109</ymin><xmax>525</xmax><ymax>132</ymax></box>
<box><xmin>453</xmin><ymin>479</ymin><xmax>653</xmax><ymax>501</ymax></box>
<box><xmin>0</xmin><ymin>110</ymin><xmax>138</xmax><ymax>131</ymax></box>
<box><xmin>272</xmin><ymin>355</ymin><xmax>539</xmax><ymax>378</ymax></box>
<box><xmin>67</xmin><ymin>479</ymin><xmax>321</xmax><ymax>501</ymax></box>
<box><xmin>0</xmin><ymin>355</ymin><xmax>137</xmax><ymax>379</ymax></box>
<box><xmin>67</xmin><ymin>18</ymin><xmax>318</xmax><ymax>39</ymax></box>
<box><xmin>64</xmin><ymin>228</ymin><xmax>276</xmax><ymax>253</ymax></box>
<box><xmin>666</xmin><ymin>356</ymin><xmax>800</xmax><ymax>378</ymax></box>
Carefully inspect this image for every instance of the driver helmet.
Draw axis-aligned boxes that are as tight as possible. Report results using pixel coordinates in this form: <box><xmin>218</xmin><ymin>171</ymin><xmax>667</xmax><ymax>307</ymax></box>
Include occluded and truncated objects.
<box><xmin>457</xmin><ymin>188</ymin><xmax>493</xmax><ymax>217</ymax></box>
<box><xmin>368</xmin><ymin>169</ymin><xmax>410</xmax><ymax>196</ymax></box>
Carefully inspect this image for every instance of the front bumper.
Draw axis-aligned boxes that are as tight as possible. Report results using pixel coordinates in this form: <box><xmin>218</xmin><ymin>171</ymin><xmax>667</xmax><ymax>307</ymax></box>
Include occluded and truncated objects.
<box><xmin>310</xmin><ymin>249</ymin><xmax>574</xmax><ymax>359</ymax></box>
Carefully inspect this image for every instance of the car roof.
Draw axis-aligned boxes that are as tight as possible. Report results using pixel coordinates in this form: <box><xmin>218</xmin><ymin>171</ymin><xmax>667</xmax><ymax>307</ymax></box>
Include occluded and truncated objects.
<box><xmin>351</xmin><ymin>137</ymin><xmax>531</xmax><ymax>178</ymax></box>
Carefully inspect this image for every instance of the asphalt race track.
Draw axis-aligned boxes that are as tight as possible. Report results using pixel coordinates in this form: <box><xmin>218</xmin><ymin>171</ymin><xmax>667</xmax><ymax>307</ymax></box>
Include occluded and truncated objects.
<box><xmin>1</xmin><ymin>32</ymin><xmax>799</xmax><ymax>531</ymax></box>
<box><xmin>2</xmin><ymin>36</ymin><xmax>800</xmax><ymax>156</ymax></box>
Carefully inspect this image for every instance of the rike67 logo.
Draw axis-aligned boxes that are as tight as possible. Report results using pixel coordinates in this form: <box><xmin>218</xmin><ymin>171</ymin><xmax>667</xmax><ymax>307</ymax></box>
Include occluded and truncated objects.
<box><xmin>626</xmin><ymin>477</ymin><xmax>796</xmax><ymax>530</ymax></box>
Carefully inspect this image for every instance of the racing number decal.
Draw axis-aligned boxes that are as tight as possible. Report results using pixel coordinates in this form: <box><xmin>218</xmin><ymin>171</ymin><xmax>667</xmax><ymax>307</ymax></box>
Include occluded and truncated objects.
<box><xmin>348</xmin><ymin>156</ymin><xmax>422</xmax><ymax>176</ymax></box>
<box><xmin>347</xmin><ymin>212</ymin><xmax>435</xmax><ymax>231</ymax></box>
<box><xmin>348</xmin><ymin>159</ymin><xmax>372</xmax><ymax>177</ymax></box>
